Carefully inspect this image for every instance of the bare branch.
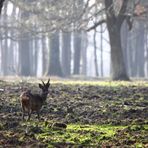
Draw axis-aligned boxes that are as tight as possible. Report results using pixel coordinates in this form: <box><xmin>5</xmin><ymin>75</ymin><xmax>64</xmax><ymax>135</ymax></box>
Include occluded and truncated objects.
<box><xmin>118</xmin><ymin>0</ymin><xmax>129</xmax><ymax>17</ymax></box>
<box><xmin>86</xmin><ymin>19</ymin><xmax>106</xmax><ymax>32</ymax></box>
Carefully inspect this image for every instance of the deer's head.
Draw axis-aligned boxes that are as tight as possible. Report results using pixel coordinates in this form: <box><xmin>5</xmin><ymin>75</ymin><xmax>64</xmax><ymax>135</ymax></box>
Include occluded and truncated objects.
<box><xmin>39</xmin><ymin>79</ymin><xmax>50</xmax><ymax>94</ymax></box>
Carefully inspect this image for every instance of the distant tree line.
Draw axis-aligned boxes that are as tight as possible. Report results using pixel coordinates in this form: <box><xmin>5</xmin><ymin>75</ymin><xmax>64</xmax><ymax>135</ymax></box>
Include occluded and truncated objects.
<box><xmin>0</xmin><ymin>0</ymin><xmax>148</xmax><ymax>80</ymax></box>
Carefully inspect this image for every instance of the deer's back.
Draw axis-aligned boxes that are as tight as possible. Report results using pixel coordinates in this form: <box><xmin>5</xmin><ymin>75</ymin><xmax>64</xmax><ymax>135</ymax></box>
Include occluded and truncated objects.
<box><xmin>20</xmin><ymin>91</ymin><xmax>43</xmax><ymax>111</ymax></box>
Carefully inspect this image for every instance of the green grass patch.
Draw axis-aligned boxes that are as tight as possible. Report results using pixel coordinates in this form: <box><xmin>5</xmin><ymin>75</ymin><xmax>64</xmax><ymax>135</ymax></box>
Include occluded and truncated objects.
<box><xmin>32</xmin><ymin>122</ymin><xmax>126</xmax><ymax>147</ymax></box>
<box><xmin>22</xmin><ymin>122</ymin><xmax>147</xmax><ymax>147</ymax></box>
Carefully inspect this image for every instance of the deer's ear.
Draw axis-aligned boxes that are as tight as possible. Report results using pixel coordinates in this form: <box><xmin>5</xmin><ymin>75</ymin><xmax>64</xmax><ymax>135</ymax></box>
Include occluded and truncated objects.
<box><xmin>46</xmin><ymin>79</ymin><xmax>50</xmax><ymax>87</ymax></box>
<box><xmin>47</xmin><ymin>79</ymin><xmax>50</xmax><ymax>84</ymax></box>
<box><xmin>39</xmin><ymin>84</ymin><xmax>43</xmax><ymax>89</ymax></box>
<box><xmin>46</xmin><ymin>83</ymin><xmax>50</xmax><ymax>88</ymax></box>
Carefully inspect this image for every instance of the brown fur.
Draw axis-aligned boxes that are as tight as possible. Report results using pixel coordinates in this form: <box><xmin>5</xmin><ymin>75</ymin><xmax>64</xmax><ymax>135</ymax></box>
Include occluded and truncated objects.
<box><xmin>20</xmin><ymin>79</ymin><xmax>50</xmax><ymax>120</ymax></box>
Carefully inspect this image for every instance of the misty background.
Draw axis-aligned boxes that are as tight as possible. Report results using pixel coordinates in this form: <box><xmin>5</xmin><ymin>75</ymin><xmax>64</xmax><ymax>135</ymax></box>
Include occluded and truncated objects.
<box><xmin>0</xmin><ymin>0</ymin><xmax>148</xmax><ymax>79</ymax></box>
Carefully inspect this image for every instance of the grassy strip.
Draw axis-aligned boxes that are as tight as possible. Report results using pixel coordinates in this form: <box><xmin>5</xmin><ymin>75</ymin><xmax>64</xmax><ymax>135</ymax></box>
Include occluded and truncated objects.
<box><xmin>20</xmin><ymin>121</ymin><xmax>147</xmax><ymax>147</ymax></box>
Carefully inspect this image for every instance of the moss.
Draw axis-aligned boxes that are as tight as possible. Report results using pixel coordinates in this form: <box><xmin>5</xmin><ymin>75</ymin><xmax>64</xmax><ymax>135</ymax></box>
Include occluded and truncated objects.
<box><xmin>33</xmin><ymin>123</ymin><xmax>126</xmax><ymax>146</ymax></box>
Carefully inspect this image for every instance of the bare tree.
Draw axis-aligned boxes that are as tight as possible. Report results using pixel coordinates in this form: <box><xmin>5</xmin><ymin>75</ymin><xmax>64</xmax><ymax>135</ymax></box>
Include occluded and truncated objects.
<box><xmin>104</xmin><ymin>0</ymin><xmax>129</xmax><ymax>80</ymax></box>
<box><xmin>1</xmin><ymin>0</ymin><xmax>148</xmax><ymax>78</ymax></box>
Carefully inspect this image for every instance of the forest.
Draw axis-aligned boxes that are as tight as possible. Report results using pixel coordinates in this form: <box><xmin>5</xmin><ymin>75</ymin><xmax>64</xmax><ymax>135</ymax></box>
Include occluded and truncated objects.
<box><xmin>0</xmin><ymin>0</ymin><xmax>147</xmax><ymax>80</ymax></box>
<box><xmin>0</xmin><ymin>0</ymin><xmax>148</xmax><ymax>147</ymax></box>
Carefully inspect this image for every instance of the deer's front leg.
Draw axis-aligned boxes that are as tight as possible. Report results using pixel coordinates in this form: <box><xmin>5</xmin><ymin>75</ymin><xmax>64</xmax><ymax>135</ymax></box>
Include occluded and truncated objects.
<box><xmin>36</xmin><ymin>110</ymin><xmax>40</xmax><ymax>120</ymax></box>
<box><xmin>21</xmin><ymin>105</ymin><xmax>25</xmax><ymax>120</ymax></box>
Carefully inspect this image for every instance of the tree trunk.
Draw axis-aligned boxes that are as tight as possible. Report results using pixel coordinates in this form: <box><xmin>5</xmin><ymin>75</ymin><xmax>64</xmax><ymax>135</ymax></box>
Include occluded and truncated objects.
<box><xmin>121</xmin><ymin>22</ymin><xmax>129</xmax><ymax>75</ymax></box>
<box><xmin>93</xmin><ymin>29</ymin><xmax>99</xmax><ymax>76</ymax></box>
<box><xmin>105</xmin><ymin>0</ymin><xmax>129</xmax><ymax>81</ymax></box>
<box><xmin>47</xmin><ymin>32</ymin><xmax>63</xmax><ymax>77</ymax></box>
<box><xmin>8</xmin><ymin>5</ymin><xmax>16</xmax><ymax>76</ymax></box>
<box><xmin>73</xmin><ymin>32</ymin><xmax>81</xmax><ymax>75</ymax></box>
<box><xmin>1</xmin><ymin>41</ymin><xmax>8</xmax><ymax>75</ymax></box>
<box><xmin>18</xmin><ymin>1</ymin><xmax>31</xmax><ymax>76</ymax></box>
<box><xmin>136</xmin><ymin>22</ymin><xmax>145</xmax><ymax>77</ymax></box>
<box><xmin>19</xmin><ymin>35</ymin><xmax>31</xmax><ymax>76</ymax></box>
<box><xmin>108</xmin><ymin>24</ymin><xmax>129</xmax><ymax>80</ymax></box>
<box><xmin>81</xmin><ymin>32</ymin><xmax>87</xmax><ymax>76</ymax></box>
<box><xmin>146</xmin><ymin>30</ymin><xmax>148</xmax><ymax>77</ymax></box>
<box><xmin>128</xmin><ymin>31</ymin><xmax>135</xmax><ymax>77</ymax></box>
<box><xmin>100</xmin><ymin>25</ymin><xmax>104</xmax><ymax>77</ymax></box>
<box><xmin>42</xmin><ymin>34</ymin><xmax>48</xmax><ymax>76</ymax></box>
<box><xmin>61</xmin><ymin>32</ymin><xmax>71</xmax><ymax>76</ymax></box>
<box><xmin>1</xmin><ymin>2</ymin><xmax>8</xmax><ymax>75</ymax></box>
<box><xmin>29</xmin><ymin>38</ymin><xmax>34</xmax><ymax>76</ymax></box>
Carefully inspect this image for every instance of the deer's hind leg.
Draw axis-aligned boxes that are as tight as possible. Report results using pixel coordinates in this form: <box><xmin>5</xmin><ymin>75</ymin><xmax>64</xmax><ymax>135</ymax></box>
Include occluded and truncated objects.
<box><xmin>27</xmin><ymin>109</ymin><xmax>32</xmax><ymax>121</ymax></box>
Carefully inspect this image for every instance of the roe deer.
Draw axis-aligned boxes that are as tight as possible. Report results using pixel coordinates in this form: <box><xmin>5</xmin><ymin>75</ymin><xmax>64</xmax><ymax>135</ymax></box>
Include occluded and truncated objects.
<box><xmin>20</xmin><ymin>79</ymin><xmax>50</xmax><ymax>120</ymax></box>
